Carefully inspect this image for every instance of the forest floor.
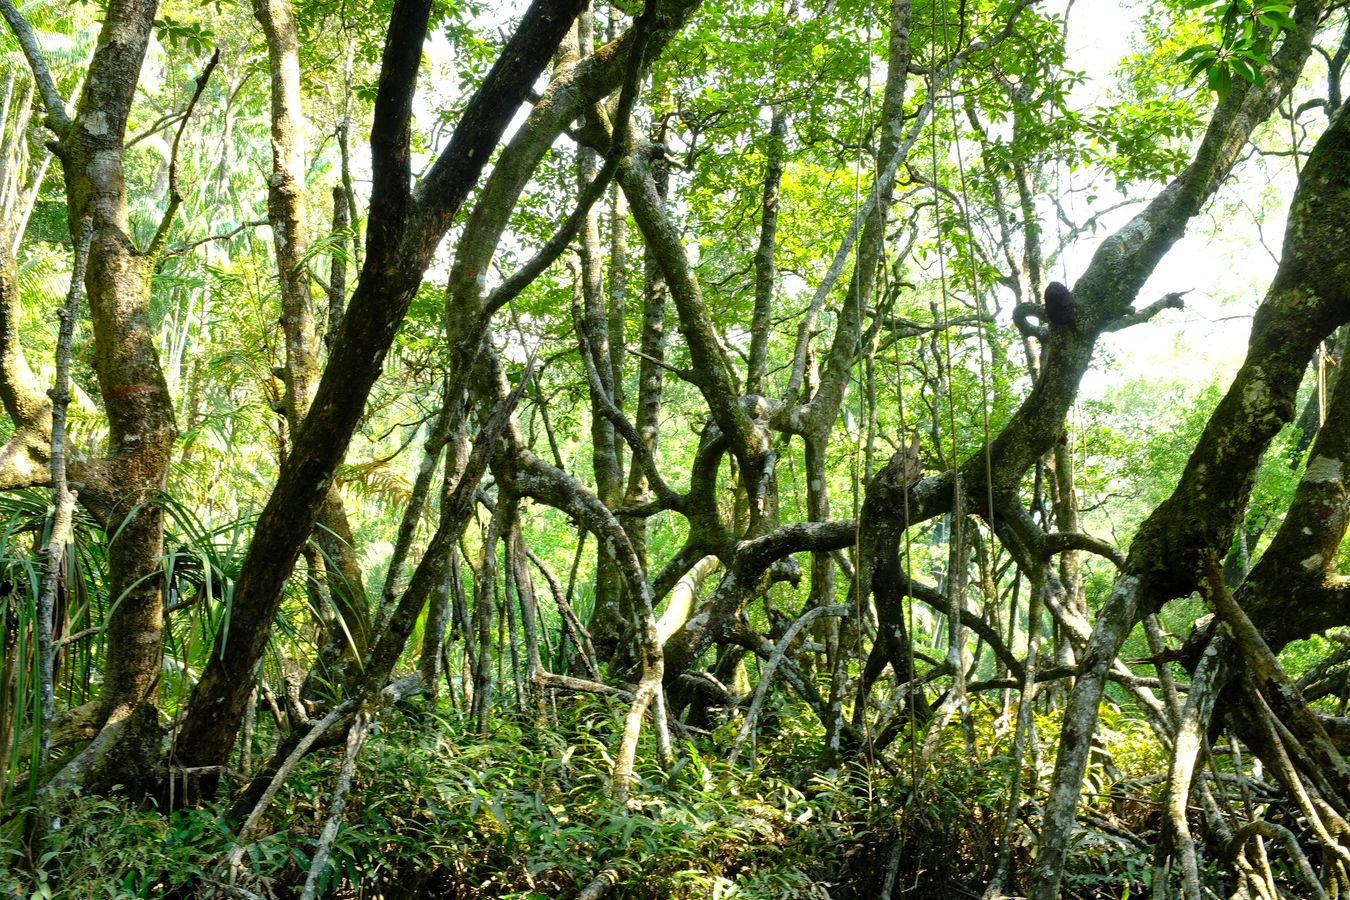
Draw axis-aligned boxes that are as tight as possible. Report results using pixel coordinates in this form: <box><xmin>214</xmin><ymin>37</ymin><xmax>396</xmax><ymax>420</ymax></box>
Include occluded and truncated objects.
<box><xmin>1</xmin><ymin>692</ymin><xmax>1167</xmax><ymax>899</ymax></box>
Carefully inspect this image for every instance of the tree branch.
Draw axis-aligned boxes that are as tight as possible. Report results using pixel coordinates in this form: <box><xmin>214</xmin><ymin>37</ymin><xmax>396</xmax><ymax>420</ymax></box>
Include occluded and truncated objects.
<box><xmin>0</xmin><ymin>0</ymin><xmax>72</xmax><ymax>134</ymax></box>
<box><xmin>148</xmin><ymin>50</ymin><xmax>220</xmax><ymax>261</ymax></box>
<box><xmin>1101</xmin><ymin>291</ymin><xmax>1188</xmax><ymax>333</ymax></box>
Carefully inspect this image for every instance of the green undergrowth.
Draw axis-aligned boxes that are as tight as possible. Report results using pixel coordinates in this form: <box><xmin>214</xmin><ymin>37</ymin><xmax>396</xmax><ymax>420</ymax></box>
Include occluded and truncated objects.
<box><xmin>0</xmin><ymin>693</ymin><xmax>1167</xmax><ymax>898</ymax></box>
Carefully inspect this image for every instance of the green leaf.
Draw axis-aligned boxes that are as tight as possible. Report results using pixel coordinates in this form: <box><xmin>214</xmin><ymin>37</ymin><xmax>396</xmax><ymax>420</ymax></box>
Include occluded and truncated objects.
<box><xmin>1208</xmin><ymin>63</ymin><xmax>1234</xmax><ymax>100</ymax></box>
<box><xmin>1187</xmin><ymin>56</ymin><xmax>1217</xmax><ymax>80</ymax></box>
<box><xmin>1230</xmin><ymin>56</ymin><xmax>1263</xmax><ymax>86</ymax></box>
<box><xmin>1259</xmin><ymin>9</ymin><xmax>1298</xmax><ymax>29</ymax></box>
<box><xmin>1175</xmin><ymin>45</ymin><xmax>1217</xmax><ymax>64</ymax></box>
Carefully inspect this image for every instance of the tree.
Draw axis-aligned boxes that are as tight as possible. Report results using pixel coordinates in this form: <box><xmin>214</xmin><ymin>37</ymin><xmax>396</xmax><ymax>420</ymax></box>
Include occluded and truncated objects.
<box><xmin>2</xmin><ymin>0</ymin><xmax>182</xmax><ymax>794</ymax></box>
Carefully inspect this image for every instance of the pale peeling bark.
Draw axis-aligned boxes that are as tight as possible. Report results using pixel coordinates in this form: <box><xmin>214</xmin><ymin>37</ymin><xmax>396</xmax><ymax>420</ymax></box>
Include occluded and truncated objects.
<box><xmin>655</xmin><ymin>554</ymin><xmax>719</xmax><ymax>645</ymax></box>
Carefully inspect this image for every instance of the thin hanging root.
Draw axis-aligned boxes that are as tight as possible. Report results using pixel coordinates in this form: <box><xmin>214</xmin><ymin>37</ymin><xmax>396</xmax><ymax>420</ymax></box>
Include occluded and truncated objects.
<box><xmin>299</xmin><ymin>702</ymin><xmax>374</xmax><ymax>900</ymax></box>
<box><xmin>1227</xmin><ymin>820</ymin><xmax>1328</xmax><ymax>900</ymax></box>
<box><xmin>915</xmin><ymin>685</ymin><xmax>960</xmax><ymax>775</ymax></box>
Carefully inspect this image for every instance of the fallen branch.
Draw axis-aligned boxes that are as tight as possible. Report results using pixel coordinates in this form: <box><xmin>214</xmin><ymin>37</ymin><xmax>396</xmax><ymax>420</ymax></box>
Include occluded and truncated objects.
<box><xmin>216</xmin><ymin>698</ymin><xmax>359</xmax><ymax>884</ymax></box>
<box><xmin>575</xmin><ymin>865</ymin><xmax>621</xmax><ymax>900</ymax></box>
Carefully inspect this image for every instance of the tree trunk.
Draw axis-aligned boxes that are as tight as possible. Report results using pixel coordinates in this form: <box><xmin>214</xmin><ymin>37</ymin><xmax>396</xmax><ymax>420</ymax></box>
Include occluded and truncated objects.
<box><xmin>253</xmin><ymin>0</ymin><xmax>371</xmax><ymax>666</ymax></box>
<box><xmin>1031</xmin><ymin>32</ymin><xmax>1342</xmax><ymax>893</ymax></box>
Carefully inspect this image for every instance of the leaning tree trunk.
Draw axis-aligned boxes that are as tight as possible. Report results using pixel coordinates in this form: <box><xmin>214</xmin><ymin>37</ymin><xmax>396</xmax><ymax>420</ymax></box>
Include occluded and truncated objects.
<box><xmin>64</xmin><ymin>0</ymin><xmax>177</xmax><ymax>739</ymax></box>
<box><xmin>0</xmin><ymin>0</ymin><xmax>186</xmax><ymax>800</ymax></box>
<box><xmin>1030</xmin><ymin>39</ymin><xmax>1346</xmax><ymax>896</ymax></box>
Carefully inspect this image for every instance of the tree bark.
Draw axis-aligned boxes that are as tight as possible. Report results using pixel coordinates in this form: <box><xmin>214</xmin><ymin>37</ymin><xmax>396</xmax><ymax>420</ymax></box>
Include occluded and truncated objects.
<box><xmin>59</xmin><ymin>0</ymin><xmax>178</xmax><ymax>735</ymax></box>
<box><xmin>253</xmin><ymin>0</ymin><xmax>372</xmax><ymax>664</ymax></box>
